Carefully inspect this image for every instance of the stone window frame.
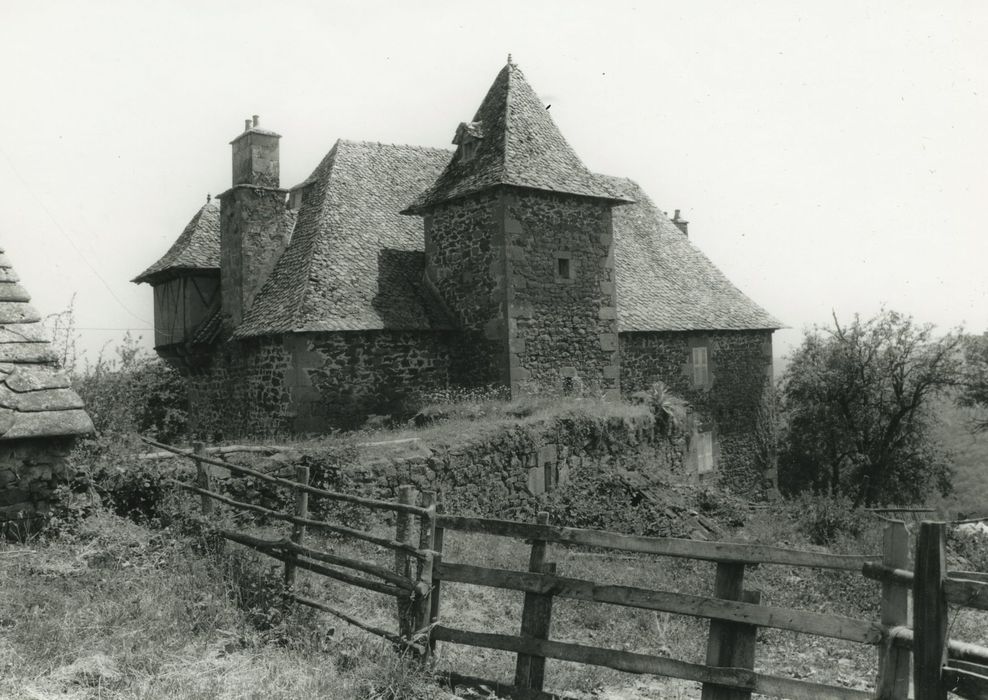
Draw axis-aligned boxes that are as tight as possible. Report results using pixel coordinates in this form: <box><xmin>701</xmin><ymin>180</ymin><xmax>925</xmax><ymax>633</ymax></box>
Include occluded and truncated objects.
<box><xmin>554</xmin><ymin>251</ymin><xmax>576</xmax><ymax>283</ymax></box>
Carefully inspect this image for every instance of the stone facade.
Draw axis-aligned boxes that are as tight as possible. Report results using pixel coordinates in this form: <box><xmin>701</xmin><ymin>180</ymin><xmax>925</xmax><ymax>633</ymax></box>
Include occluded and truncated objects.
<box><xmin>188</xmin><ymin>330</ymin><xmax>456</xmax><ymax>437</ymax></box>
<box><xmin>621</xmin><ymin>330</ymin><xmax>775</xmax><ymax>494</ymax></box>
<box><xmin>424</xmin><ymin>192</ymin><xmax>505</xmax><ymax>386</ymax></box>
<box><xmin>422</xmin><ymin>188</ymin><xmax>621</xmax><ymax>395</ymax></box>
<box><xmin>504</xmin><ymin>191</ymin><xmax>619</xmax><ymax>396</ymax></box>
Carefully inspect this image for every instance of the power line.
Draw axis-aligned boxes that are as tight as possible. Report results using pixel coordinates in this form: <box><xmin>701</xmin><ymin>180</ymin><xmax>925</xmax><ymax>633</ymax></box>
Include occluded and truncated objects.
<box><xmin>0</xmin><ymin>146</ymin><xmax>152</xmax><ymax>326</ymax></box>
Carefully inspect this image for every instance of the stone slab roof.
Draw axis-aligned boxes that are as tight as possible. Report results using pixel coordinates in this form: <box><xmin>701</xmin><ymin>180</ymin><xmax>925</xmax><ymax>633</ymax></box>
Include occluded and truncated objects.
<box><xmin>605</xmin><ymin>177</ymin><xmax>782</xmax><ymax>332</ymax></box>
<box><xmin>173</xmin><ymin>141</ymin><xmax>777</xmax><ymax>336</ymax></box>
<box><xmin>233</xmin><ymin>140</ymin><xmax>456</xmax><ymax>337</ymax></box>
<box><xmin>403</xmin><ymin>61</ymin><xmax>631</xmax><ymax>214</ymax></box>
<box><xmin>132</xmin><ymin>201</ymin><xmax>220</xmax><ymax>284</ymax></box>
<box><xmin>0</xmin><ymin>249</ymin><xmax>93</xmax><ymax>440</ymax></box>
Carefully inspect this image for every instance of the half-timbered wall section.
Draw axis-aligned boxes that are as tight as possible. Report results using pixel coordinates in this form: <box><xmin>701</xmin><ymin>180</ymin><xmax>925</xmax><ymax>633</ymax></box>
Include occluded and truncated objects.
<box><xmin>152</xmin><ymin>275</ymin><xmax>220</xmax><ymax>348</ymax></box>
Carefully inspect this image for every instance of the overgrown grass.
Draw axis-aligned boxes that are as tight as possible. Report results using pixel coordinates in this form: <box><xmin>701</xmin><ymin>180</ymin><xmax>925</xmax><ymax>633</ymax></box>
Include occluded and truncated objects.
<box><xmin>6</xmin><ymin>462</ymin><xmax>988</xmax><ymax>698</ymax></box>
<box><xmin>0</xmin><ymin>513</ymin><xmax>445</xmax><ymax>699</ymax></box>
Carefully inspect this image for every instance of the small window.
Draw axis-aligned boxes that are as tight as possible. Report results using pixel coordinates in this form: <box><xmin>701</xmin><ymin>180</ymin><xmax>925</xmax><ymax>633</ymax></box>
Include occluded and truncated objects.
<box><xmin>461</xmin><ymin>140</ymin><xmax>478</xmax><ymax>162</ymax></box>
<box><xmin>692</xmin><ymin>346</ymin><xmax>709</xmax><ymax>387</ymax></box>
<box><xmin>557</xmin><ymin>257</ymin><xmax>571</xmax><ymax>279</ymax></box>
<box><xmin>697</xmin><ymin>432</ymin><xmax>714</xmax><ymax>474</ymax></box>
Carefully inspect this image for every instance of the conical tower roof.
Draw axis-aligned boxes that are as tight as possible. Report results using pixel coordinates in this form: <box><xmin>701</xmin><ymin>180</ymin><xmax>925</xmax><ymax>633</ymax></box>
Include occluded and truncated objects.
<box><xmin>404</xmin><ymin>60</ymin><xmax>632</xmax><ymax>213</ymax></box>
<box><xmin>0</xmin><ymin>248</ymin><xmax>93</xmax><ymax>440</ymax></box>
<box><xmin>133</xmin><ymin>200</ymin><xmax>220</xmax><ymax>284</ymax></box>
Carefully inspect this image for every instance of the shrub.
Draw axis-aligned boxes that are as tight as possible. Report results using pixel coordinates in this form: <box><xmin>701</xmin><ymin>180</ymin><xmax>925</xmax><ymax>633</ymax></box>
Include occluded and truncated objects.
<box><xmin>73</xmin><ymin>333</ymin><xmax>188</xmax><ymax>445</ymax></box>
<box><xmin>950</xmin><ymin>525</ymin><xmax>988</xmax><ymax>573</ymax></box>
<box><xmin>630</xmin><ymin>381</ymin><xmax>690</xmax><ymax>435</ymax></box>
<box><xmin>789</xmin><ymin>493</ymin><xmax>869</xmax><ymax>546</ymax></box>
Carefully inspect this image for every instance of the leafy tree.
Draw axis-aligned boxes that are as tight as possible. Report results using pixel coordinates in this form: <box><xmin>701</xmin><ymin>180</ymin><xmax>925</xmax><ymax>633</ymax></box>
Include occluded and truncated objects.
<box><xmin>778</xmin><ymin>310</ymin><xmax>961</xmax><ymax>506</ymax></box>
<box><xmin>959</xmin><ymin>333</ymin><xmax>988</xmax><ymax>433</ymax></box>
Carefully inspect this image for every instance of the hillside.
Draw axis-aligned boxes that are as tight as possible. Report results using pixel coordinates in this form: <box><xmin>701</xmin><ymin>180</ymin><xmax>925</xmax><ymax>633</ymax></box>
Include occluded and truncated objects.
<box><xmin>933</xmin><ymin>396</ymin><xmax>988</xmax><ymax>516</ymax></box>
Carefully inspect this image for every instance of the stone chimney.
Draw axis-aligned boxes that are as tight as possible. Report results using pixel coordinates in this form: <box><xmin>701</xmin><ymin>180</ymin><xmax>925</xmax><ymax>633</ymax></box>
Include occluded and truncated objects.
<box><xmin>218</xmin><ymin>116</ymin><xmax>290</xmax><ymax>330</ymax></box>
<box><xmin>672</xmin><ymin>209</ymin><xmax>689</xmax><ymax>236</ymax></box>
<box><xmin>230</xmin><ymin>114</ymin><xmax>280</xmax><ymax>188</ymax></box>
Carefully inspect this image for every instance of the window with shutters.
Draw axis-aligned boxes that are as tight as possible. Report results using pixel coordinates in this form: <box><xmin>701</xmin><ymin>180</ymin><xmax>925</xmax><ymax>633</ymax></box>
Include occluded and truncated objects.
<box><xmin>697</xmin><ymin>431</ymin><xmax>715</xmax><ymax>474</ymax></box>
<box><xmin>692</xmin><ymin>346</ymin><xmax>709</xmax><ymax>387</ymax></box>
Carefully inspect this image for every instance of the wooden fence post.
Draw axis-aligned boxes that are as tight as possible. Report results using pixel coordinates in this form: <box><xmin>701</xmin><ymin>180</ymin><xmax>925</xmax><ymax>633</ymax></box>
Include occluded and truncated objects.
<box><xmin>284</xmin><ymin>465</ymin><xmax>310</xmax><ymax>587</ymax></box>
<box><xmin>193</xmin><ymin>442</ymin><xmax>212</xmax><ymax>516</ymax></box>
<box><xmin>914</xmin><ymin>521</ymin><xmax>948</xmax><ymax>700</ymax></box>
<box><xmin>415</xmin><ymin>490</ymin><xmax>437</xmax><ymax>656</ymax></box>
<box><xmin>701</xmin><ymin>562</ymin><xmax>756</xmax><ymax>700</ymax></box>
<box><xmin>429</xmin><ymin>498</ymin><xmax>446</xmax><ymax>656</ymax></box>
<box><xmin>514</xmin><ymin>511</ymin><xmax>555</xmax><ymax>691</ymax></box>
<box><xmin>395</xmin><ymin>485</ymin><xmax>415</xmax><ymax>640</ymax></box>
<box><xmin>876</xmin><ymin>520</ymin><xmax>910</xmax><ymax>699</ymax></box>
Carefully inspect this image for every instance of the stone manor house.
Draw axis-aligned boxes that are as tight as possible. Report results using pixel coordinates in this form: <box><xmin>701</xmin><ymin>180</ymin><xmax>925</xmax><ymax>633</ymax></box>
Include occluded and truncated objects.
<box><xmin>134</xmin><ymin>59</ymin><xmax>780</xmax><ymax>478</ymax></box>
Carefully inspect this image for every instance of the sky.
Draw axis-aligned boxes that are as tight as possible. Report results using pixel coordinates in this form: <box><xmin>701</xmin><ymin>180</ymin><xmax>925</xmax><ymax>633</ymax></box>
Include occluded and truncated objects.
<box><xmin>0</xmin><ymin>0</ymin><xmax>985</xmax><ymax>368</ymax></box>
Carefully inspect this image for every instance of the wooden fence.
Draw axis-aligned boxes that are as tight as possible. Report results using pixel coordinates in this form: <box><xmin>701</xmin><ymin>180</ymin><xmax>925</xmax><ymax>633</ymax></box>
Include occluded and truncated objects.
<box><xmin>144</xmin><ymin>438</ymin><xmax>988</xmax><ymax>700</ymax></box>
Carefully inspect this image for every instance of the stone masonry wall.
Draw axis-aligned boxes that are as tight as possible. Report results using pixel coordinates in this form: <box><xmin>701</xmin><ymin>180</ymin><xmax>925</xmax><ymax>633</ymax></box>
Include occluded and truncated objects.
<box><xmin>620</xmin><ymin>329</ymin><xmax>776</xmax><ymax>495</ymax></box>
<box><xmin>219</xmin><ymin>187</ymin><xmax>290</xmax><ymax>330</ymax></box>
<box><xmin>188</xmin><ymin>331</ymin><xmax>455</xmax><ymax>437</ymax></box>
<box><xmin>423</xmin><ymin>192</ymin><xmax>506</xmax><ymax>387</ymax></box>
<box><xmin>0</xmin><ymin>437</ymin><xmax>74</xmax><ymax>535</ymax></box>
<box><xmin>342</xmin><ymin>410</ymin><xmax>691</xmax><ymax>518</ymax></box>
<box><xmin>504</xmin><ymin>191</ymin><xmax>619</xmax><ymax>397</ymax></box>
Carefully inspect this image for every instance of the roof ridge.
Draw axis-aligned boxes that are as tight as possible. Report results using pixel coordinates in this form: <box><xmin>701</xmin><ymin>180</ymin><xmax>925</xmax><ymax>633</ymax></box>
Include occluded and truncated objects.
<box><xmin>337</xmin><ymin>138</ymin><xmax>453</xmax><ymax>154</ymax></box>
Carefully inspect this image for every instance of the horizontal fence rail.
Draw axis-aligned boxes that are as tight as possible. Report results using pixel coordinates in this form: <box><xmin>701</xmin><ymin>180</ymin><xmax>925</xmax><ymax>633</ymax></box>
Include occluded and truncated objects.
<box><xmin>169</xmin><ymin>479</ymin><xmax>427</xmax><ymax>558</ymax></box>
<box><xmin>436</xmin><ymin>515</ymin><xmax>878</xmax><ymax>570</ymax></box>
<box><xmin>145</xmin><ymin>437</ymin><xmax>428</xmax><ymax>517</ymax></box>
<box><xmin>437</xmin><ymin>561</ymin><xmax>882</xmax><ymax>644</ymax></box>
<box><xmin>156</xmin><ymin>437</ymin><xmax>988</xmax><ymax>700</ymax></box>
<box><xmin>432</xmin><ymin>625</ymin><xmax>874</xmax><ymax>700</ymax></box>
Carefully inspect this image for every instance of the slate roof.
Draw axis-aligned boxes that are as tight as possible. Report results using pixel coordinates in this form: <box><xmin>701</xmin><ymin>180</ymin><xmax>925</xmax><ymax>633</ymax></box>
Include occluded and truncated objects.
<box><xmin>132</xmin><ymin>201</ymin><xmax>220</xmax><ymax>284</ymax></box>
<box><xmin>233</xmin><ymin>140</ymin><xmax>456</xmax><ymax>337</ymax></box>
<box><xmin>0</xmin><ymin>248</ymin><xmax>94</xmax><ymax>440</ymax></box>
<box><xmin>605</xmin><ymin>176</ymin><xmax>782</xmax><ymax>332</ymax></box>
<box><xmin>403</xmin><ymin>61</ymin><xmax>631</xmax><ymax>214</ymax></box>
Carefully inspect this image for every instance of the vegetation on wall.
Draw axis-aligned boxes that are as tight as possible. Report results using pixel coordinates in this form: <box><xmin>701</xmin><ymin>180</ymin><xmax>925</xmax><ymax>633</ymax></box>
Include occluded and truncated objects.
<box><xmin>777</xmin><ymin>309</ymin><xmax>961</xmax><ymax>506</ymax></box>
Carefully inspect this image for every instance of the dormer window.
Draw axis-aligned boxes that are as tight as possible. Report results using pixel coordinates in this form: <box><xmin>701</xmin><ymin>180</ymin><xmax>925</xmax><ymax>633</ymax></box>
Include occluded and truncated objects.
<box><xmin>452</xmin><ymin>120</ymin><xmax>484</xmax><ymax>164</ymax></box>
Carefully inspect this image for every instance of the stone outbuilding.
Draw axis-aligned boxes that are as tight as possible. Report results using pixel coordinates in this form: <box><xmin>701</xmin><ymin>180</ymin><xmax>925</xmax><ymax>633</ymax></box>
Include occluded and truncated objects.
<box><xmin>0</xmin><ymin>247</ymin><xmax>93</xmax><ymax>533</ymax></box>
<box><xmin>134</xmin><ymin>59</ymin><xmax>781</xmax><ymax>487</ymax></box>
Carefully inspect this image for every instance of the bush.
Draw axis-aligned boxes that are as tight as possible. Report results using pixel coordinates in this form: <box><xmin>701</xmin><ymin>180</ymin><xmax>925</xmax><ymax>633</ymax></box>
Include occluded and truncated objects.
<box><xmin>73</xmin><ymin>333</ymin><xmax>188</xmax><ymax>445</ymax></box>
<box><xmin>788</xmin><ymin>493</ymin><xmax>869</xmax><ymax>546</ymax></box>
<box><xmin>951</xmin><ymin>525</ymin><xmax>988</xmax><ymax>573</ymax></box>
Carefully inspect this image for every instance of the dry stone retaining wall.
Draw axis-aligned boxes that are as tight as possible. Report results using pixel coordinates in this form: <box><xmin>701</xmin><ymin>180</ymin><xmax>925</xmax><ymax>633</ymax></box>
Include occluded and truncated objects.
<box><xmin>340</xmin><ymin>410</ymin><xmax>691</xmax><ymax>518</ymax></box>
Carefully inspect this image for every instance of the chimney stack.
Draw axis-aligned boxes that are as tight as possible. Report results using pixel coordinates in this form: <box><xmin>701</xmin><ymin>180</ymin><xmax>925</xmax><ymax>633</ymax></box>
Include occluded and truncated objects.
<box><xmin>219</xmin><ymin>116</ymin><xmax>289</xmax><ymax>331</ymax></box>
<box><xmin>229</xmin><ymin>115</ymin><xmax>281</xmax><ymax>188</ymax></box>
<box><xmin>672</xmin><ymin>209</ymin><xmax>689</xmax><ymax>237</ymax></box>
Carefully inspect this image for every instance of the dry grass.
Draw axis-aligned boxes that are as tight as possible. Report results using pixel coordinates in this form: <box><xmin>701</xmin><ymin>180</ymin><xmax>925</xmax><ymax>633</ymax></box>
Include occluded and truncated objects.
<box><xmin>0</xmin><ymin>513</ymin><xmax>443</xmax><ymax>699</ymax></box>
<box><xmin>3</xmin><ymin>492</ymin><xmax>987</xmax><ymax>699</ymax></box>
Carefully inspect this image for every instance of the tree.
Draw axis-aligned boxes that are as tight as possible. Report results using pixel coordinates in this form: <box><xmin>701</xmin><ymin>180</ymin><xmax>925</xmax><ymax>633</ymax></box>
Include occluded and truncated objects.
<box><xmin>778</xmin><ymin>309</ymin><xmax>961</xmax><ymax>506</ymax></box>
<box><xmin>959</xmin><ymin>333</ymin><xmax>988</xmax><ymax>433</ymax></box>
